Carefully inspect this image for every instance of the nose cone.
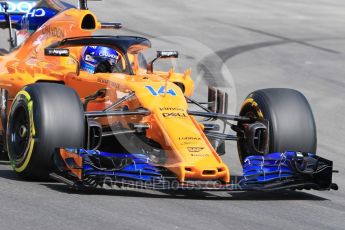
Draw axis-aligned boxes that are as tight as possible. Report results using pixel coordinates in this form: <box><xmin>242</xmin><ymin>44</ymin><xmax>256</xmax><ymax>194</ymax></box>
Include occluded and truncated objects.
<box><xmin>129</xmin><ymin>81</ymin><xmax>231</xmax><ymax>183</ymax></box>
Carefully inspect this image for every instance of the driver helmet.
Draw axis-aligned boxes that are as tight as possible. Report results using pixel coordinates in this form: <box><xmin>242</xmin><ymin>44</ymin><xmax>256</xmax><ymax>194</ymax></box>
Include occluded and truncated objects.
<box><xmin>80</xmin><ymin>46</ymin><xmax>119</xmax><ymax>74</ymax></box>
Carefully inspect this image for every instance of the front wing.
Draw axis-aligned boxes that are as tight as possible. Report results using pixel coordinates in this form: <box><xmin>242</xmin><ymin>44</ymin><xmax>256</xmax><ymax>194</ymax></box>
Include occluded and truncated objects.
<box><xmin>50</xmin><ymin>149</ymin><xmax>338</xmax><ymax>192</ymax></box>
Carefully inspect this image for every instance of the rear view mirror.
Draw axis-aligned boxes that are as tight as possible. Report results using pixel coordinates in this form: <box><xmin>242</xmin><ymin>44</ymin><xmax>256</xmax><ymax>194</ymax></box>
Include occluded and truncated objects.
<box><xmin>44</xmin><ymin>48</ymin><xmax>70</xmax><ymax>57</ymax></box>
<box><xmin>44</xmin><ymin>48</ymin><xmax>81</xmax><ymax>76</ymax></box>
<box><xmin>156</xmin><ymin>51</ymin><xmax>178</xmax><ymax>59</ymax></box>
<box><xmin>147</xmin><ymin>50</ymin><xmax>178</xmax><ymax>74</ymax></box>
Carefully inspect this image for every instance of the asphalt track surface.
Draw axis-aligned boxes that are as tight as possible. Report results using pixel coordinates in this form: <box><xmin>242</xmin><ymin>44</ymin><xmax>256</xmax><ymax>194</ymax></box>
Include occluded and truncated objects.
<box><xmin>1</xmin><ymin>0</ymin><xmax>345</xmax><ymax>229</ymax></box>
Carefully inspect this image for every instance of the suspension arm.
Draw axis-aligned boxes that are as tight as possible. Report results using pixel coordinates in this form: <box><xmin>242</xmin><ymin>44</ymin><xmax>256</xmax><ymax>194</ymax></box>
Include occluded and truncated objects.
<box><xmin>187</xmin><ymin>111</ymin><xmax>251</xmax><ymax>122</ymax></box>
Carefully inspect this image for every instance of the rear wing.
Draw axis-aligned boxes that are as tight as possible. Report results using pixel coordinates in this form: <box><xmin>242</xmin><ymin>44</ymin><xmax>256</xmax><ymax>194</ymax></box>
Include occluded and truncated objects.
<box><xmin>0</xmin><ymin>0</ymin><xmax>102</xmax><ymax>30</ymax></box>
<box><xmin>1</xmin><ymin>0</ymin><xmax>108</xmax><ymax>50</ymax></box>
<box><xmin>0</xmin><ymin>1</ymin><xmax>38</xmax><ymax>29</ymax></box>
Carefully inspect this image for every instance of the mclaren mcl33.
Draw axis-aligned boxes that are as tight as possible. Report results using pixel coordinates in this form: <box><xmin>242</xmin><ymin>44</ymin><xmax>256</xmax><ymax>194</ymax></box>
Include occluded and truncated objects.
<box><xmin>0</xmin><ymin>0</ymin><xmax>338</xmax><ymax>192</ymax></box>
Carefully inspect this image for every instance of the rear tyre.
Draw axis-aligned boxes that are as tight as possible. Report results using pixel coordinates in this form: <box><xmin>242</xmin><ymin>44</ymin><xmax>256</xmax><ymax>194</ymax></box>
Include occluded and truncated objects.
<box><xmin>237</xmin><ymin>88</ymin><xmax>317</xmax><ymax>163</ymax></box>
<box><xmin>7</xmin><ymin>83</ymin><xmax>85</xmax><ymax>179</ymax></box>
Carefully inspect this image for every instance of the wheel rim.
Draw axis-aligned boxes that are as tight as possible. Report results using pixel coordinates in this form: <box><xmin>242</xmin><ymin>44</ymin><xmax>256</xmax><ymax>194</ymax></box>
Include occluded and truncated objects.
<box><xmin>237</xmin><ymin>100</ymin><xmax>267</xmax><ymax>163</ymax></box>
<box><xmin>9</xmin><ymin>103</ymin><xmax>31</xmax><ymax>163</ymax></box>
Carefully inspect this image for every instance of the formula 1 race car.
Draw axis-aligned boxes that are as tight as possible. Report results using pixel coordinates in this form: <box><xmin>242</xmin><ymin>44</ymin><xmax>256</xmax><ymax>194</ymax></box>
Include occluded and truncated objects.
<box><xmin>0</xmin><ymin>0</ymin><xmax>338</xmax><ymax>192</ymax></box>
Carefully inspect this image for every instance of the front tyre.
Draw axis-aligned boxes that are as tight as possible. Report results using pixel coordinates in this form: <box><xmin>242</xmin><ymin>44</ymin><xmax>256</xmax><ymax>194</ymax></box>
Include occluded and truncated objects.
<box><xmin>7</xmin><ymin>83</ymin><xmax>85</xmax><ymax>179</ymax></box>
<box><xmin>237</xmin><ymin>88</ymin><xmax>317</xmax><ymax>163</ymax></box>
